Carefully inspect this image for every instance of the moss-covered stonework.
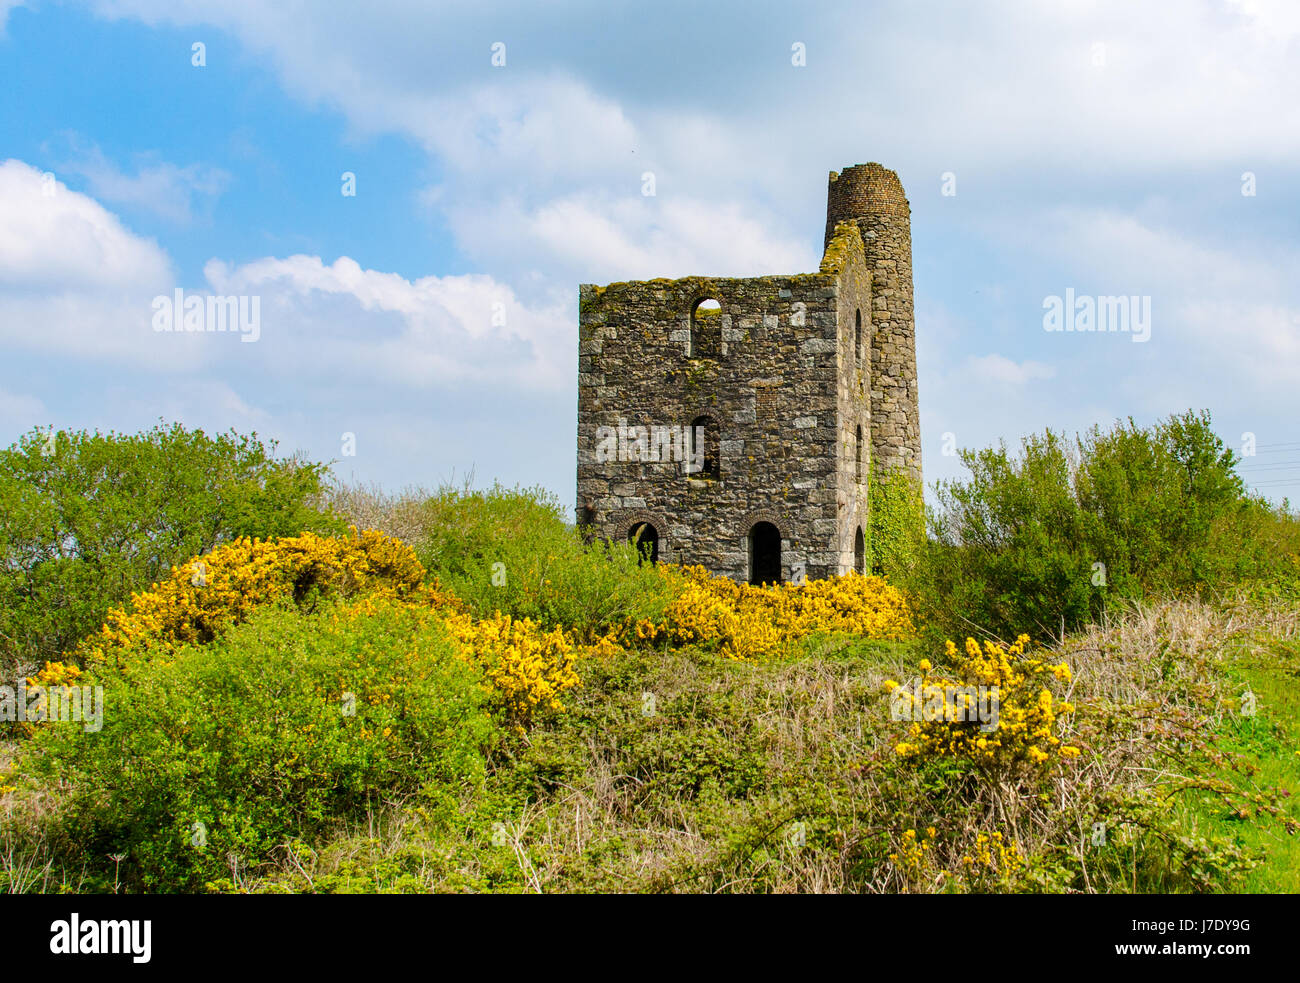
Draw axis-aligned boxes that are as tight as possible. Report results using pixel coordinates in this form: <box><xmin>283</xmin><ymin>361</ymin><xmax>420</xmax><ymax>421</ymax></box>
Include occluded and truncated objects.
<box><xmin>576</xmin><ymin>162</ymin><xmax>921</xmax><ymax>583</ymax></box>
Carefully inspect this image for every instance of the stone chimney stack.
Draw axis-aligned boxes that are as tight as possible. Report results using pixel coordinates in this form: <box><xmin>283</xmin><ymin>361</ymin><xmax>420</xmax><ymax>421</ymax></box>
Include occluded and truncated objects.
<box><xmin>825</xmin><ymin>163</ymin><xmax>920</xmax><ymax>483</ymax></box>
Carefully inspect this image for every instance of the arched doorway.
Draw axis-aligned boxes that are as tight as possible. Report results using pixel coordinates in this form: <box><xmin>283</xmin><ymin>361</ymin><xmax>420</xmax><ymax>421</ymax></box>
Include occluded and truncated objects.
<box><xmin>748</xmin><ymin>522</ymin><xmax>781</xmax><ymax>585</ymax></box>
<box><xmin>854</xmin><ymin>526</ymin><xmax>865</xmax><ymax>575</ymax></box>
<box><xmin>628</xmin><ymin>522</ymin><xmax>659</xmax><ymax>564</ymax></box>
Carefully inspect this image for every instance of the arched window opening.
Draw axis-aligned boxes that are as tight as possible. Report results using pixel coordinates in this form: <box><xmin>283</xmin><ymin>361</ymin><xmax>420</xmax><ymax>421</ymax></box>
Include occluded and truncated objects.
<box><xmin>854</xmin><ymin>526</ymin><xmax>866</xmax><ymax>576</ymax></box>
<box><xmin>854</xmin><ymin>308</ymin><xmax>862</xmax><ymax>364</ymax></box>
<box><xmin>855</xmin><ymin>424</ymin><xmax>863</xmax><ymax>485</ymax></box>
<box><xmin>690</xmin><ymin>298</ymin><xmax>722</xmax><ymax>358</ymax></box>
<box><xmin>628</xmin><ymin>522</ymin><xmax>660</xmax><ymax>564</ymax></box>
<box><xmin>748</xmin><ymin>522</ymin><xmax>781</xmax><ymax>586</ymax></box>
<box><xmin>688</xmin><ymin>415</ymin><xmax>720</xmax><ymax>479</ymax></box>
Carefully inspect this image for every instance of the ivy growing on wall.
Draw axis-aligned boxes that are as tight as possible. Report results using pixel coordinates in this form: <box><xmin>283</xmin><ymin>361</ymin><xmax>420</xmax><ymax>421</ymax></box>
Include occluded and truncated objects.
<box><xmin>867</xmin><ymin>463</ymin><xmax>925</xmax><ymax>578</ymax></box>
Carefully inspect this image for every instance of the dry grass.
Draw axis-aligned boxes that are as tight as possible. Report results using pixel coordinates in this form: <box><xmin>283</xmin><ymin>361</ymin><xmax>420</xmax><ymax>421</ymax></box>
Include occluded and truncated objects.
<box><xmin>0</xmin><ymin>738</ymin><xmax>92</xmax><ymax>893</ymax></box>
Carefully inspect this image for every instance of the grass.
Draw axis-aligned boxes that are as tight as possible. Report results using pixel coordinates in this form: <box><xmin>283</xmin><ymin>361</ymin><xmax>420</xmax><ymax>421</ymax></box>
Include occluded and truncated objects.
<box><xmin>9</xmin><ymin>589</ymin><xmax>1296</xmax><ymax>893</ymax></box>
<box><xmin>231</xmin><ymin>635</ymin><xmax>922</xmax><ymax>894</ymax></box>
<box><xmin>1184</xmin><ymin>634</ymin><xmax>1300</xmax><ymax>892</ymax></box>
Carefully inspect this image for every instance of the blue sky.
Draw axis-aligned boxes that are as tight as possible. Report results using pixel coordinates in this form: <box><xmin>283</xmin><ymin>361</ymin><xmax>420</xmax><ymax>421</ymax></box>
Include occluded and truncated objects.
<box><xmin>2</xmin><ymin>0</ymin><xmax>1298</xmax><ymax>507</ymax></box>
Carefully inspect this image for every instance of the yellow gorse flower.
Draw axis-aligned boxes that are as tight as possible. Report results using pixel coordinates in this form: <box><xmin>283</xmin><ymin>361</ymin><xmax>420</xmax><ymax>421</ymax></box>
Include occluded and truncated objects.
<box><xmin>71</xmin><ymin>534</ymin><xmax>913</xmax><ymax>731</ymax></box>
<box><xmin>441</xmin><ymin>609</ymin><xmax>581</xmax><ymax>724</ymax></box>
<box><xmin>616</xmin><ymin>565</ymin><xmax>914</xmax><ymax>660</ymax></box>
<box><xmin>78</xmin><ymin>529</ymin><xmax>427</xmax><ymax>669</ymax></box>
<box><xmin>884</xmin><ymin>634</ymin><xmax>1082</xmax><ymax>769</ymax></box>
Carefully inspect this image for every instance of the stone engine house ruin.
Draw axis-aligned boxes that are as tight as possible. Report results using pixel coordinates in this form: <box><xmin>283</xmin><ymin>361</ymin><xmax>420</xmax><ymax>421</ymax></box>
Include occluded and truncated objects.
<box><xmin>576</xmin><ymin>162</ymin><xmax>921</xmax><ymax>584</ymax></box>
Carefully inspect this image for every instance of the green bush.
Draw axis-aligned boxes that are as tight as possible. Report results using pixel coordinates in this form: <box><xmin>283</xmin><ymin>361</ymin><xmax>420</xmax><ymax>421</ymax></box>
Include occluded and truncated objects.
<box><xmin>410</xmin><ymin>483</ymin><xmax>673</xmax><ymax>641</ymax></box>
<box><xmin>0</xmin><ymin>422</ymin><xmax>338</xmax><ymax>675</ymax></box>
<box><xmin>1074</xmin><ymin>409</ymin><xmax>1250</xmax><ymax>594</ymax></box>
<box><xmin>17</xmin><ymin>600</ymin><xmax>496</xmax><ymax>892</ymax></box>
<box><xmin>908</xmin><ymin>410</ymin><xmax>1299</xmax><ymax>640</ymax></box>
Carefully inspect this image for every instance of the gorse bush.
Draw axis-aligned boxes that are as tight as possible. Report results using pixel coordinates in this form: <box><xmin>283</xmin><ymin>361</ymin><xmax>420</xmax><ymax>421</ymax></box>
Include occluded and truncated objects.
<box><xmin>0</xmin><ymin>422</ymin><xmax>336</xmax><ymax>676</ymax></box>
<box><xmin>324</xmin><ymin>481</ymin><xmax>914</xmax><ymax>658</ymax></box>
<box><xmin>624</xmin><ymin>565</ymin><xmax>915</xmax><ymax>660</ymax></box>
<box><xmin>65</xmin><ymin>528</ymin><xmax>588</xmax><ymax>727</ymax></box>
<box><xmin>886</xmin><ymin>635</ymin><xmax>1079</xmax><ymax>772</ymax></box>
<box><xmin>871</xmin><ymin>621</ymin><xmax>1265</xmax><ymax>894</ymax></box>
<box><xmin>68</xmin><ymin>522</ymin><xmax>914</xmax><ymax>724</ymax></box>
<box><xmin>76</xmin><ymin>529</ymin><xmax>427</xmax><ymax>670</ymax></box>
<box><xmin>442</xmin><ymin>610</ymin><xmax>583</xmax><ymax>724</ymax></box>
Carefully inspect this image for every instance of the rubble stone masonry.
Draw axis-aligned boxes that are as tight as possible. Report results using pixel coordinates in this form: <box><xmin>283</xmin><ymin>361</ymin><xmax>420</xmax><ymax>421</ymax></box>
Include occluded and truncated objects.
<box><xmin>576</xmin><ymin>162</ymin><xmax>921</xmax><ymax>583</ymax></box>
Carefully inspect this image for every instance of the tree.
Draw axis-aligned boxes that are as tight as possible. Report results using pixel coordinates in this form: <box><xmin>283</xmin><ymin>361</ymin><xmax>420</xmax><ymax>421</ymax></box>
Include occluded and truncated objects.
<box><xmin>0</xmin><ymin>422</ymin><xmax>338</xmax><ymax>674</ymax></box>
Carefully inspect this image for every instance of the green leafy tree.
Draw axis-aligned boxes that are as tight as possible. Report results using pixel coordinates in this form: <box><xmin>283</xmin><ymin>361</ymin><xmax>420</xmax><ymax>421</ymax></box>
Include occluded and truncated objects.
<box><xmin>0</xmin><ymin>422</ymin><xmax>338</xmax><ymax>674</ymax></box>
<box><xmin>906</xmin><ymin>410</ymin><xmax>1287</xmax><ymax>642</ymax></box>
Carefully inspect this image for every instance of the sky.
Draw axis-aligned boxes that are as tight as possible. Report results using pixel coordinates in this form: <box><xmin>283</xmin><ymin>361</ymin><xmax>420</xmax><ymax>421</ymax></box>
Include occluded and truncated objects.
<box><xmin>1</xmin><ymin>0</ymin><xmax>1298</xmax><ymax>508</ymax></box>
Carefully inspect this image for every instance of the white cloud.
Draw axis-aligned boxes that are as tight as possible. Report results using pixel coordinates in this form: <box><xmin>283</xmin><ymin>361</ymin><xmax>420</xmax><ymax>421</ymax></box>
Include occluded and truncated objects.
<box><xmin>204</xmin><ymin>254</ymin><xmax>574</xmax><ymax>390</ymax></box>
<box><xmin>412</xmin><ymin>77</ymin><xmax>641</xmax><ymax>188</ymax></box>
<box><xmin>0</xmin><ymin>159</ymin><xmax>186</xmax><ymax>365</ymax></box>
<box><xmin>85</xmin><ymin>1</ymin><xmax>1300</xmax><ymax>168</ymax></box>
<box><xmin>0</xmin><ymin>159</ymin><xmax>172</xmax><ymax>291</ymax></box>
<box><xmin>96</xmin><ymin>378</ymin><xmax>272</xmax><ymax>432</ymax></box>
<box><xmin>0</xmin><ymin>160</ymin><xmax>572</xmax><ymax>390</ymax></box>
<box><xmin>1174</xmin><ymin>300</ymin><xmax>1300</xmax><ymax>386</ymax></box>
<box><xmin>58</xmin><ymin>140</ymin><xmax>230</xmax><ymax>224</ymax></box>
<box><xmin>84</xmin><ymin>2</ymin><xmax>819</xmax><ymax>277</ymax></box>
<box><xmin>1020</xmin><ymin>207</ymin><xmax>1300</xmax><ymax>387</ymax></box>
<box><xmin>74</xmin><ymin>0</ymin><xmax>1300</xmax><ymax>307</ymax></box>
<box><xmin>1031</xmin><ymin>207</ymin><xmax>1290</xmax><ymax>298</ymax></box>
<box><xmin>0</xmin><ymin>1</ymin><xmax>23</xmax><ymax>34</ymax></box>
<box><xmin>445</xmin><ymin>192</ymin><xmax>819</xmax><ymax>286</ymax></box>
<box><xmin>966</xmin><ymin>354</ymin><xmax>1056</xmax><ymax>385</ymax></box>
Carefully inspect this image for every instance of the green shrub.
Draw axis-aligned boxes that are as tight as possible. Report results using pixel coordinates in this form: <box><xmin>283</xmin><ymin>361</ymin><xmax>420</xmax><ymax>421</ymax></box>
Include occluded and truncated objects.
<box><xmin>410</xmin><ymin>483</ymin><xmax>673</xmax><ymax>641</ymax></box>
<box><xmin>0</xmin><ymin>422</ymin><xmax>338</xmax><ymax>675</ymax></box>
<box><xmin>17</xmin><ymin>600</ymin><xmax>496</xmax><ymax>892</ymax></box>
<box><xmin>909</xmin><ymin>428</ymin><xmax>1100</xmax><ymax>639</ymax></box>
<box><xmin>1074</xmin><ymin>409</ymin><xmax>1247</xmax><ymax>594</ymax></box>
<box><xmin>908</xmin><ymin>410</ymin><xmax>1298</xmax><ymax>640</ymax></box>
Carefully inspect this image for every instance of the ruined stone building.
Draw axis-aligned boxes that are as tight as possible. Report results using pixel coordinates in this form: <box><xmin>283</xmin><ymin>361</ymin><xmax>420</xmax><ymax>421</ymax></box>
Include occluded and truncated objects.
<box><xmin>575</xmin><ymin>162</ymin><xmax>921</xmax><ymax>584</ymax></box>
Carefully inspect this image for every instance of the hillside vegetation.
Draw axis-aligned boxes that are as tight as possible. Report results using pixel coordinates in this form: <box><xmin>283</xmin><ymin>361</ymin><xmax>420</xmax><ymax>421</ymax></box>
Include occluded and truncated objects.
<box><xmin>2</xmin><ymin>411</ymin><xmax>1298</xmax><ymax>893</ymax></box>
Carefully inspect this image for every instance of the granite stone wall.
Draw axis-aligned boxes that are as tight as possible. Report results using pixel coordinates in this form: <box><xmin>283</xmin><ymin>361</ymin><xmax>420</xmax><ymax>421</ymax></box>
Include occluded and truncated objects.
<box><xmin>577</xmin><ymin>162</ymin><xmax>919</xmax><ymax>583</ymax></box>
